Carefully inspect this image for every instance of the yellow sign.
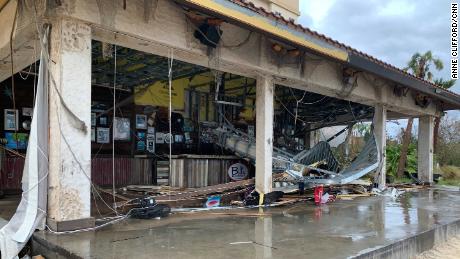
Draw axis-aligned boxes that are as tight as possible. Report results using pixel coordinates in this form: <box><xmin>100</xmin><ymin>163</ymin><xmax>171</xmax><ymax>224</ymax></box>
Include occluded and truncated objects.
<box><xmin>134</xmin><ymin>78</ymin><xmax>187</xmax><ymax>110</ymax></box>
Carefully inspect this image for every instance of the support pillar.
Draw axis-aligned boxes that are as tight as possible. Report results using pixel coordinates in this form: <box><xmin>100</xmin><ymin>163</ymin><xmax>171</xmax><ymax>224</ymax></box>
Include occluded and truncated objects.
<box><xmin>373</xmin><ymin>105</ymin><xmax>387</xmax><ymax>189</ymax></box>
<box><xmin>418</xmin><ymin>116</ymin><xmax>434</xmax><ymax>183</ymax></box>
<box><xmin>47</xmin><ymin>18</ymin><xmax>94</xmax><ymax>231</ymax></box>
<box><xmin>255</xmin><ymin>76</ymin><xmax>274</xmax><ymax>194</ymax></box>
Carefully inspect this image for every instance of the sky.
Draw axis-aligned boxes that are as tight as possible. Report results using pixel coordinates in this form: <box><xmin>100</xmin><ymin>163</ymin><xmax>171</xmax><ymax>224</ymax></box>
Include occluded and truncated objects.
<box><xmin>297</xmin><ymin>0</ymin><xmax>459</xmax><ymax>136</ymax></box>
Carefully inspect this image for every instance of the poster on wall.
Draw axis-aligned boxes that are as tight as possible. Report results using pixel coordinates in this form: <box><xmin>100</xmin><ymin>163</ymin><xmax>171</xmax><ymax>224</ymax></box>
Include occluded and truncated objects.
<box><xmin>114</xmin><ymin>117</ymin><xmax>130</xmax><ymax>140</ymax></box>
<box><xmin>174</xmin><ymin>134</ymin><xmax>183</xmax><ymax>143</ymax></box>
<box><xmin>97</xmin><ymin>127</ymin><xmax>110</xmax><ymax>144</ymax></box>
<box><xmin>136</xmin><ymin>140</ymin><xmax>146</xmax><ymax>151</ymax></box>
<box><xmin>147</xmin><ymin>134</ymin><xmax>155</xmax><ymax>153</ymax></box>
<box><xmin>136</xmin><ymin>114</ymin><xmax>147</xmax><ymax>129</ymax></box>
<box><xmin>4</xmin><ymin>109</ymin><xmax>18</xmax><ymax>131</ymax></box>
<box><xmin>99</xmin><ymin>116</ymin><xmax>108</xmax><ymax>126</ymax></box>
<box><xmin>91</xmin><ymin>128</ymin><xmax>95</xmax><ymax>142</ymax></box>
<box><xmin>137</xmin><ymin>131</ymin><xmax>146</xmax><ymax>140</ymax></box>
<box><xmin>5</xmin><ymin>132</ymin><xmax>29</xmax><ymax>149</ymax></box>
<box><xmin>22</xmin><ymin>107</ymin><xmax>33</xmax><ymax>117</ymax></box>
<box><xmin>91</xmin><ymin>113</ymin><xmax>96</xmax><ymax>126</ymax></box>
<box><xmin>155</xmin><ymin>132</ymin><xmax>165</xmax><ymax>143</ymax></box>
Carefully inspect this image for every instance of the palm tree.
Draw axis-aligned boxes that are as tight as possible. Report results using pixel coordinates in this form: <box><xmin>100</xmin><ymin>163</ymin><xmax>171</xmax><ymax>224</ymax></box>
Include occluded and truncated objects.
<box><xmin>397</xmin><ymin>51</ymin><xmax>443</xmax><ymax>178</ymax></box>
<box><xmin>433</xmin><ymin>78</ymin><xmax>456</xmax><ymax>152</ymax></box>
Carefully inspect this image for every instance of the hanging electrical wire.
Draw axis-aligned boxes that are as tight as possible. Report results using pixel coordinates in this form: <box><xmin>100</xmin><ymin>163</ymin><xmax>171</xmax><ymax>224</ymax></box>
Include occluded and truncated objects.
<box><xmin>9</xmin><ymin>1</ymin><xmax>19</xmax><ymax>149</ymax></box>
<box><xmin>274</xmin><ymin>90</ymin><xmax>330</xmax><ymax>124</ymax></box>
<box><xmin>168</xmin><ymin>48</ymin><xmax>174</xmax><ymax>200</ymax></box>
<box><xmin>112</xmin><ymin>44</ymin><xmax>118</xmax><ymax>215</ymax></box>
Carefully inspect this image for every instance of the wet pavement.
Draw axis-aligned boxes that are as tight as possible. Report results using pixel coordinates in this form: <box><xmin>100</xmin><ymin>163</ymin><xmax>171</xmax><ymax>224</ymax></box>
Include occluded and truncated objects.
<box><xmin>33</xmin><ymin>189</ymin><xmax>460</xmax><ymax>259</ymax></box>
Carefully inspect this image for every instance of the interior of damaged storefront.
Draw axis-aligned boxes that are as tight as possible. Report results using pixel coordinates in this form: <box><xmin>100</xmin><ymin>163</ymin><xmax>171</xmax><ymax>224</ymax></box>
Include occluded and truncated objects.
<box><xmin>0</xmin><ymin>37</ymin><xmax>385</xmax><ymax>217</ymax></box>
<box><xmin>88</xmin><ymin>40</ymin><xmax>383</xmax><ymax>213</ymax></box>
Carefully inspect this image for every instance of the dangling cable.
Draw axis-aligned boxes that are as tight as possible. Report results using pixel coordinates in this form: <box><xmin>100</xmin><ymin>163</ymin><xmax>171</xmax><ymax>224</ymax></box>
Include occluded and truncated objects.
<box><xmin>168</xmin><ymin>48</ymin><xmax>174</xmax><ymax>195</ymax></box>
<box><xmin>167</xmin><ymin>47</ymin><xmax>174</xmax><ymax>258</ymax></box>
<box><xmin>112</xmin><ymin>44</ymin><xmax>118</xmax><ymax>215</ymax></box>
<box><xmin>10</xmin><ymin>3</ymin><xmax>18</xmax><ymax>142</ymax></box>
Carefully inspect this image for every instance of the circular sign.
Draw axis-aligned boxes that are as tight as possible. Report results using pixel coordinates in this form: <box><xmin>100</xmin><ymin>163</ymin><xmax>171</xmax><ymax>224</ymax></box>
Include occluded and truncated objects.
<box><xmin>227</xmin><ymin>163</ymin><xmax>249</xmax><ymax>181</ymax></box>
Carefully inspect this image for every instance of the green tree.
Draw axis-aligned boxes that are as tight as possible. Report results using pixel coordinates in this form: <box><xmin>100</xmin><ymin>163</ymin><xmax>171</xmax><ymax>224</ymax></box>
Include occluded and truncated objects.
<box><xmin>398</xmin><ymin>51</ymin><xmax>443</xmax><ymax>178</ymax></box>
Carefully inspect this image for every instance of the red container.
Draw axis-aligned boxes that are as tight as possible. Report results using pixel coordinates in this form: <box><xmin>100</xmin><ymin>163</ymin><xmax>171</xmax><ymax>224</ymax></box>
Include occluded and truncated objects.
<box><xmin>314</xmin><ymin>185</ymin><xmax>324</xmax><ymax>206</ymax></box>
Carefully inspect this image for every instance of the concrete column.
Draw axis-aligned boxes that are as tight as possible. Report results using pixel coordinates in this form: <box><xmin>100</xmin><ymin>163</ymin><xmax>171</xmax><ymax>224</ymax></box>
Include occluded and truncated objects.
<box><xmin>47</xmin><ymin>18</ymin><xmax>94</xmax><ymax>231</ymax></box>
<box><xmin>418</xmin><ymin>116</ymin><xmax>434</xmax><ymax>183</ymax></box>
<box><xmin>255</xmin><ymin>76</ymin><xmax>273</xmax><ymax>194</ymax></box>
<box><xmin>373</xmin><ymin>105</ymin><xmax>387</xmax><ymax>188</ymax></box>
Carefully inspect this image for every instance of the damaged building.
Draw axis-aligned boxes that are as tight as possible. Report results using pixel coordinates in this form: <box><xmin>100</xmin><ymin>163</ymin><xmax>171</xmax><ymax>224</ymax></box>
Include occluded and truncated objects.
<box><xmin>0</xmin><ymin>0</ymin><xmax>460</xmax><ymax>258</ymax></box>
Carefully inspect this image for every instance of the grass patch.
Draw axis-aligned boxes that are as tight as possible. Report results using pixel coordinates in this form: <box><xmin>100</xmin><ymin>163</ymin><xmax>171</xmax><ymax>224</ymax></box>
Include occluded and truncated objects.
<box><xmin>392</xmin><ymin>177</ymin><xmax>413</xmax><ymax>184</ymax></box>
<box><xmin>438</xmin><ymin>166</ymin><xmax>460</xmax><ymax>186</ymax></box>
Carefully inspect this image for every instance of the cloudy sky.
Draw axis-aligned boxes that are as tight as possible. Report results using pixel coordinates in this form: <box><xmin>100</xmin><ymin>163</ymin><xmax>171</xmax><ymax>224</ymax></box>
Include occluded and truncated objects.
<box><xmin>298</xmin><ymin>0</ymin><xmax>457</xmax><ymax>92</ymax></box>
<box><xmin>297</xmin><ymin>0</ymin><xmax>458</xmax><ymax>134</ymax></box>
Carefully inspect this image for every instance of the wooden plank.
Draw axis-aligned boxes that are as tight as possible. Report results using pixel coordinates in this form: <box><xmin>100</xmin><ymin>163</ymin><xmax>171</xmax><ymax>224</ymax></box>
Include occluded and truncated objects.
<box><xmin>155</xmin><ymin>178</ymin><xmax>254</xmax><ymax>201</ymax></box>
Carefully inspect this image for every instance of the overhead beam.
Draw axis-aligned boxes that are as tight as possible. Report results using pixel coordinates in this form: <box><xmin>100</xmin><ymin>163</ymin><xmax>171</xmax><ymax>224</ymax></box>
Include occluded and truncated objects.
<box><xmin>35</xmin><ymin>0</ymin><xmax>441</xmax><ymax>117</ymax></box>
<box><xmin>0</xmin><ymin>0</ymin><xmax>41</xmax><ymax>83</ymax></box>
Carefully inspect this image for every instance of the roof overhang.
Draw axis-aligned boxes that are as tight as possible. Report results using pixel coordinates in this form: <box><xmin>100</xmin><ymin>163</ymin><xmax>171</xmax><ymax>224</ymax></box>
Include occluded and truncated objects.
<box><xmin>179</xmin><ymin>0</ymin><xmax>460</xmax><ymax>111</ymax></box>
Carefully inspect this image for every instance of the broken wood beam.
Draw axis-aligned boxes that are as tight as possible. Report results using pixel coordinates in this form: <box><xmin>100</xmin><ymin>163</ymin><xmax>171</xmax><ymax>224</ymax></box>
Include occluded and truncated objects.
<box><xmin>154</xmin><ymin>178</ymin><xmax>255</xmax><ymax>201</ymax></box>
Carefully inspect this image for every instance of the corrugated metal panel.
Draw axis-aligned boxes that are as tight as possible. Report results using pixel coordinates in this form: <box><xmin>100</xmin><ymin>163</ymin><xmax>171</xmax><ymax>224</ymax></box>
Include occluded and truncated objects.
<box><xmin>170</xmin><ymin>158</ymin><xmax>239</xmax><ymax>188</ymax></box>
<box><xmin>91</xmin><ymin>157</ymin><xmax>153</xmax><ymax>187</ymax></box>
<box><xmin>1</xmin><ymin>157</ymin><xmax>25</xmax><ymax>191</ymax></box>
<box><xmin>1</xmin><ymin>156</ymin><xmax>239</xmax><ymax>190</ymax></box>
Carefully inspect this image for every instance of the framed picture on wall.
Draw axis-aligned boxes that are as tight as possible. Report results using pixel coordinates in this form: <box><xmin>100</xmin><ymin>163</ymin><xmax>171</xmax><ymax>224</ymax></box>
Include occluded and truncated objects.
<box><xmin>4</xmin><ymin>109</ymin><xmax>18</xmax><ymax>131</ymax></box>
<box><xmin>91</xmin><ymin>113</ymin><xmax>96</xmax><ymax>126</ymax></box>
<box><xmin>22</xmin><ymin>107</ymin><xmax>33</xmax><ymax>117</ymax></box>
<box><xmin>91</xmin><ymin>128</ymin><xmax>96</xmax><ymax>142</ymax></box>
<box><xmin>136</xmin><ymin>114</ymin><xmax>147</xmax><ymax>129</ymax></box>
<box><xmin>114</xmin><ymin>117</ymin><xmax>130</xmax><ymax>140</ymax></box>
<box><xmin>147</xmin><ymin>133</ymin><xmax>155</xmax><ymax>153</ymax></box>
<box><xmin>97</xmin><ymin>127</ymin><xmax>110</xmax><ymax>144</ymax></box>
<box><xmin>99</xmin><ymin>116</ymin><xmax>108</xmax><ymax>126</ymax></box>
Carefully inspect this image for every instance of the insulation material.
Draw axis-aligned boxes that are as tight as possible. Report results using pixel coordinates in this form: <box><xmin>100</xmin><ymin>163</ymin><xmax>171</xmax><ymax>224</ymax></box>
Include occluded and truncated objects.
<box><xmin>0</xmin><ymin>28</ymin><xmax>49</xmax><ymax>259</ymax></box>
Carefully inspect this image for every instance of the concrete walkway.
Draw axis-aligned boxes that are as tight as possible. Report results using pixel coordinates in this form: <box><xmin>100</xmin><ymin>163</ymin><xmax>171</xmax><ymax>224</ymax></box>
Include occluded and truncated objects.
<box><xmin>32</xmin><ymin>189</ymin><xmax>460</xmax><ymax>259</ymax></box>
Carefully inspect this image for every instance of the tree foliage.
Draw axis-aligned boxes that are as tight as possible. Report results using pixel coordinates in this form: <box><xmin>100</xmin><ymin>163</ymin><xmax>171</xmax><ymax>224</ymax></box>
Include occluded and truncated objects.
<box><xmin>434</xmin><ymin>78</ymin><xmax>456</xmax><ymax>89</ymax></box>
<box><xmin>436</xmin><ymin>116</ymin><xmax>460</xmax><ymax>166</ymax></box>
<box><xmin>398</xmin><ymin>51</ymin><xmax>443</xmax><ymax>177</ymax></box>
<box><xmin>386</xmin><ymin>140</ymin><xmax>417</xmax><ymax>178</ymax></box>
<box><xmin>404</xmin><ymin>51</ymin><xmax>443</xmax><ymax>80</ymax></box>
